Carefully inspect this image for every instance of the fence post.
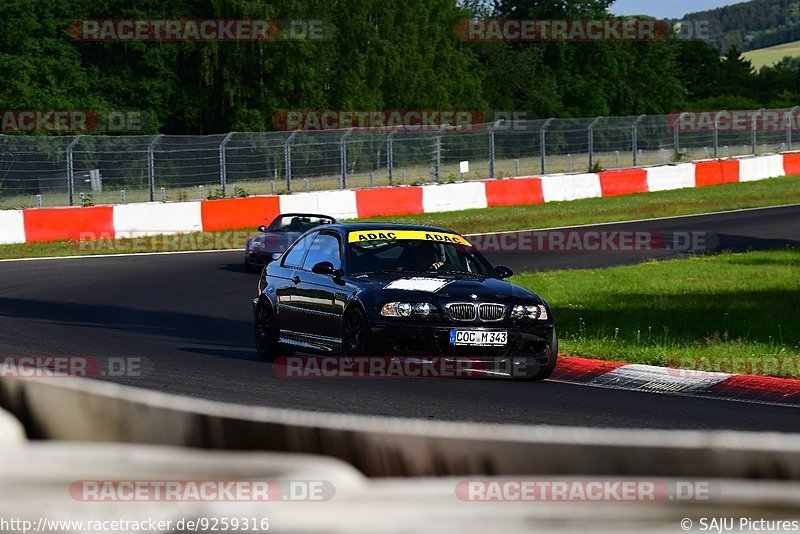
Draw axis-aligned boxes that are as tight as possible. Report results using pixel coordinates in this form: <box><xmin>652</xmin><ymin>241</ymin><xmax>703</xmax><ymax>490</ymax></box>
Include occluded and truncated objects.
<box><xmin>488</xmin><ymin>120</ymin><xmax>501</xmax><ymax>179</ymax></box>
<box><xmin>540</xmin><ymin>118</ymin><xmax>554</xmax><ymax>174</ymax></box>
<box><xmin>147</xmin><ymin>134</ymin><xmax>162</xmax><ymax>202</ymax></box>
<box><xmin>713</xmin><ymin>110</ymin><xmax>726</xmax><ymax>158</ymax></box>
<box><xmin>433</xmin><ymin>124</ymin><xmax>447</xmax><ymax>182</ymax></box>
<box><xmin>66</xmin><ymin>136</ymin><xmax>82</xmax><ymax>207</ymax></box>
<box><xmin>751</xmin><ymin>109</ymin><xmax>763</xmax><ymax>155</ymax></box>
<box><xmin>219</xmin><ymin>132</ymin><xmax>235</xmax><ymax>197</ymax></box>
<box><xmin>387</xmin><ymin>127</ymin><xmax>399</xmax><ymax>185</ymax></box>
<box><xmin>788</xmin><ymin>107</ymin><xmax>799</xmax><ymax>150</ymax></box>
<box><xmin>632</xmin><ymin>115</ymin><xmax>646</xmax><ymax>166</ymax></box>
<box><xmin>674</xmin><ymin>112</ymin><xmax>689</xmax><ymax>155</ymax></box>
<box><xmin>340</xmin><ymin>128</ymin><xmax>354</xmax><ymax>189</ymax></box>
<box><xmin>588</xmin><ymin>116</ymin><xmax>602</xmax><ymax>169</ymax></box>
<box><xmin>284</xmin><ymin>131</ymin><xmax>299</xmax><ymax>193</ymax></box>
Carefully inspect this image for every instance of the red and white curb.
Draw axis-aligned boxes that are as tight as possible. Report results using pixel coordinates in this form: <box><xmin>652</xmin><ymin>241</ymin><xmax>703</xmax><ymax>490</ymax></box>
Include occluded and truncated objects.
<box><xmin>551</xmin><ymin>356</ymin><xmax>800</xmax><ymax>406</ymax></box>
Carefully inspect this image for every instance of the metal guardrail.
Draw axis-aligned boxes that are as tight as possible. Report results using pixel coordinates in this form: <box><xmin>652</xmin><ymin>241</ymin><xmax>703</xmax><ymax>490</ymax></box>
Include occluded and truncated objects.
<box><xmin>0</xmin><ymin>109</ymin><xmax>798</xmax><ymax>209</ymax></box>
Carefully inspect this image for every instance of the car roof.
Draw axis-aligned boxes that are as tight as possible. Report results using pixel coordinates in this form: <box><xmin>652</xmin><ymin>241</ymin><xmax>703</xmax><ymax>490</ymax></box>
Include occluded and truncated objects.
<box><xmin>273</xmin><ymin>213</ymin><xmax>336</xmax><ymax>219</ymax></box>
<box><xmin>325</xmin><ymin>222</ymin><xmax>458</xmax><ymax>234</ymax></box>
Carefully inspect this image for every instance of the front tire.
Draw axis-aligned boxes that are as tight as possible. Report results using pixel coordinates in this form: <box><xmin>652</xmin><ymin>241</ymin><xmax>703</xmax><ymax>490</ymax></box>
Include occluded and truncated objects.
<box><xmin>531</xmin><ymin>330</ymin><xmax>558</xmax><ymax>381</ymax></box>
<box><xmin>342</xmin><ymin>306</ymin><xmax>370</xmax><ymax>357</ymax></box>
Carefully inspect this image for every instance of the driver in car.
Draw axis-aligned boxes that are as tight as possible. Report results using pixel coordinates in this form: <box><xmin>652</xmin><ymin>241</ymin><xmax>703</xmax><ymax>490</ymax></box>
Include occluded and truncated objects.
<box><xmin>413</xmin><ymin>242</ymin><xmax>445</xmax><ymax>272</ymax></box>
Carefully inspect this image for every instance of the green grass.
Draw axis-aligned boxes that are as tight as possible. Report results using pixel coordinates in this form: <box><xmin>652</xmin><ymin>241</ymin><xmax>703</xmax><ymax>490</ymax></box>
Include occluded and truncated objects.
<box><xmin>0</xmin><ymin>174</ymin><xmax>798</xmax><ymax>260</ymax></box>
<box><xmin>743</xmin><ymin>39</ymin><xmax>800</xmax><ymax>69</ymax></box>
<box><xmin>513</xmin><ymin>248</ymin><xmax>800</xmax><ymax>377</ymax></box>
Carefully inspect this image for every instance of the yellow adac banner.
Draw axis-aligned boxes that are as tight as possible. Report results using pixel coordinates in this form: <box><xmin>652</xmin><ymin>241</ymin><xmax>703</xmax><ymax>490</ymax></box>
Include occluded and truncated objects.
<box><xmin>348</xmin><ymin>230</ymin><xmax>471</xmax><ymax>246</ymax></box>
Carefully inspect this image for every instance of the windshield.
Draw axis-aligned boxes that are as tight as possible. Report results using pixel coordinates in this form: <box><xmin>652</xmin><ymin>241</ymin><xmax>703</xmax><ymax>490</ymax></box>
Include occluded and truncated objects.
<box><xmin>348</xmin><ymin>233</ymin><xmax>495</xmax><ymax>277</ymax></box>
<box><xmin>269</xmin><ymin>215</ymin><xmax>334</xmax><ymax>233</ymax></box>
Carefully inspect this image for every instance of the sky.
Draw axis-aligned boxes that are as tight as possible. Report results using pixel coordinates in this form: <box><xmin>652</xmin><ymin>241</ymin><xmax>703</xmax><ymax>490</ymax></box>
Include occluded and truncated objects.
<box><xmin>610</xmin><ymin>0</ymin><xmax>746</xmax><ymax>19</ymax></box>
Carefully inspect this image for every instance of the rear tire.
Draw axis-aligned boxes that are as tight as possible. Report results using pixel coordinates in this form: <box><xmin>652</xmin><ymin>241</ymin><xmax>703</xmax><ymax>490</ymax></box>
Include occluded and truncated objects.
<box><xmin>254</xmin><ymin>299</ymin><xmax>281</xmax><ymax>361</ymax></box>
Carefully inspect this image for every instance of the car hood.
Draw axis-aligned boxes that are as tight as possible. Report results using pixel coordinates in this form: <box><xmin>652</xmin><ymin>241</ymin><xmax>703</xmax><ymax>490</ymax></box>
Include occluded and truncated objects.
<box><xmin>351</xmin><ymin>273</ymin><xmax>542</xmax><ymax>303</ymax></box>
<box><xmin>250</xmin><ymin>232</ymin><xmax>303</xmax><ymax>252</ymax></box>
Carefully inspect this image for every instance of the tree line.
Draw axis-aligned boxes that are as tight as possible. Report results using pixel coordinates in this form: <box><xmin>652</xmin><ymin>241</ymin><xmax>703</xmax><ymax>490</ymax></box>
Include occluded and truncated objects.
<box><xmin>682</xmin><ymin>0</ymin><xmax>800</xmax><ymax>52</ymax></box>
<box><xmin>1</xmin><ymin>0</ymin><xmax>798</xmax><ymax>135</ymax></box>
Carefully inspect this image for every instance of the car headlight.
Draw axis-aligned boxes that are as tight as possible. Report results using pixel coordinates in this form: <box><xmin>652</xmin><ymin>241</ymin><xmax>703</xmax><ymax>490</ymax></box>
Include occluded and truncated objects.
<box><xmin>252</xmin><ymin>241</ymin><xmax>265</xmax><ymax>251</ymax></box>
<box><xmin>381</xmin><ymin>302</ymin><xmax>435</xmax><ymax>318</ymax></box>
<box><xmin>511</xmin><ymin>304</ymin><xmax>548</xmax><ymax>320</ymax></box>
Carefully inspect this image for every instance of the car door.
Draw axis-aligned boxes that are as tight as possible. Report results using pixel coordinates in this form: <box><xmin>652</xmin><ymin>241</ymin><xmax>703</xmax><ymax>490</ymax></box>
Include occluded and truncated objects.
<box><xmin>294</xmin><ymin>232</ymin><xmax>345</xmax><ymax>344</ymax></box>
<box><xmin>275</xmin><ymin>231</ymin><xmax>317</xmax><ymax>334</ymax></box>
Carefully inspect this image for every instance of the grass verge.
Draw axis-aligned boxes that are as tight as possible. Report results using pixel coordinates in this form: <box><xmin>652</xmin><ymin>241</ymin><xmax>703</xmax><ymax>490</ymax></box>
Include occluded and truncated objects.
<box><xmin>513</xmin><ymin>248</ymin><xmax>800</xmax><ymax>377</ymax></box>
<box><xmin>0</xmin><ymin>174</ymin><xmax>798</xmax><ymax>260</ymax></box>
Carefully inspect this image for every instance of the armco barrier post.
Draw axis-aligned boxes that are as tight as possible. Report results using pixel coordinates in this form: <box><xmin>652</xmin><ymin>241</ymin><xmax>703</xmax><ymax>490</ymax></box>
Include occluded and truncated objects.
<box><xmin>66</xmin><ymin>136</ymin><xmax>81</xmax><ymax>206</ymax></box>
<box><xmin>284</xmin><ymin>130</ymin><xmax>299</xmax><ymax>193</ymax></box>
<box><xmin>219</xmin><ymin>132</ymin><xmax>235</xmax><ymax>197</ymax></box>
<box><xmin>588</xmin><ymin>116</ymin><xmax>602</xmax><ymax>169</ymax></box>
<box><xmin>540</xmin><ymin>118</ymin><xmax>554</xmax><ymax>174</ymax></box>
<box><xmin>632</xmin><ymin>115</ymin><xmax>645</xmax><ymax>166</ymax></box>
<box><xmin>340</xmin><ymin>128</ymin><xmax>354</xmax><ymax>189</ymax></box>
<box><xmin>752</xmin><ymin>109</ymin><xmax>763</xmax><ymax>155</ymax></box>
<box><xmin>147</xmin><ymin>134</ymin><xmax>162</xmax><ymax>202</ymax></box>
<box><xmin>387</xmin><ymin>127</ymin><xmax>398</xmax><ymax>185</ymax></box>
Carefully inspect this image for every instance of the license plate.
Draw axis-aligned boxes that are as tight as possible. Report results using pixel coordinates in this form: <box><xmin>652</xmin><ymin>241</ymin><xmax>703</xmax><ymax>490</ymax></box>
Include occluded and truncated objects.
<box><xmin>449</xmin><ymin>330</ymin><xmax>508</xmax><ymax>347</ymax></box>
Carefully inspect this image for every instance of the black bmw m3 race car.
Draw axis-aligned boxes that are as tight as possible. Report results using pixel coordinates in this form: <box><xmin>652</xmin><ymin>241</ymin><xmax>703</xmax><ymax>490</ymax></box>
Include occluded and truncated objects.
<box><xmin>252</xmin><ymin>222</ymin><xmax>557</xmax><ymax>380</ymax></box>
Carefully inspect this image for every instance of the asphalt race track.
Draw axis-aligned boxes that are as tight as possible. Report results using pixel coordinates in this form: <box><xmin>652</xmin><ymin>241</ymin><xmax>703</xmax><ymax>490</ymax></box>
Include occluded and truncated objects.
<box><xmin>1</xmin><ymin>205</ymin><xmax>799</xmax><ymax>431</ymax></box>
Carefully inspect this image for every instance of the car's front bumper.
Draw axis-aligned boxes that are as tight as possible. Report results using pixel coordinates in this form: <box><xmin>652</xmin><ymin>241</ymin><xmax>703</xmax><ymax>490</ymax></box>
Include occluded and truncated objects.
<box><xmin>245</xmin><ymin>251</ymin><xmax>276</xmax><ymax>267</ymax></box>
<box><xmin>369</xmin><ymin>319</ymin><xmax>555</xmax><ymax>365</ymax></box>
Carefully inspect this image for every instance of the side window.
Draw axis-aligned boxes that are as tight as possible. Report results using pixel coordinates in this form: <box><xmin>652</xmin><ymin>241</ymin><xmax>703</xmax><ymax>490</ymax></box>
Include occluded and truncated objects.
<box><xmin>282</xmin><ymin>233</ymin><xmax>316</xmax><ymax>268</ymax></box>
<box><xmin>302</xmin><ymin>233</ymin><xmax>342</xmax><ymax>271</ymax></box>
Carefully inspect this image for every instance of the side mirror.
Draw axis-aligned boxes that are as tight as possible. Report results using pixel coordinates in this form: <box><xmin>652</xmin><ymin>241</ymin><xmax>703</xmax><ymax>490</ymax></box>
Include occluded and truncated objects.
<box><xmin>312</xmin><ymin>261</ymin><xmax>339</xmax><ymax>276</ymax></box>
<box><xmin>257</xmin><ymin>225</ymin><xmax>268</xmax><ymax>233</ymax></box>
<box><xmin>495</xmin><ymin>265</ymin><xmax>514</xmax><ymax>279</ymax></box>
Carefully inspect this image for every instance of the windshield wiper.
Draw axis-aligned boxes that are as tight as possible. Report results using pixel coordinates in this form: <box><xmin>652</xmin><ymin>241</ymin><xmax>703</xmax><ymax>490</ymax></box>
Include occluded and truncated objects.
<box><xmin>437</xmin><ymin>269</ymin><xmax>486</xmax><ymax>277</ymax></box>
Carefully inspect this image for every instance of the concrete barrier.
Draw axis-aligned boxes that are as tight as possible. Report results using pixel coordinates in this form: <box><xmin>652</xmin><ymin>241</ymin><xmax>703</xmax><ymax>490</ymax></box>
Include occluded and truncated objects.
<box><xmin>422</xmin><ymin>182</ymin><xmax>488</xmax><ymax>213</ymax></box>
<box><xmin>645</xmin><ymin>163</ymin><xmax>696</xmax><ymax>192</ymax></box>
<box><xmin>3</xmin><ymin>441</ymin><xmax>799</xmax><ymax>533</ymax></box>
<box><xmin>0</xmin><ymin>405</ymin><xmax>26</xmax><ymax>443</ymax></box>
<box><xmin>2</xmin><ymin>375</ymin><xmax>800</xmax><ymax>478</ymax></box>
<box><xmin>0</xmin><ymin>209</ymin><xmax>26</xmax><ymax>245</ymax></box>
<box><xmin>113</xmin><ymin>202</ymin><xmax>203</xmax><ymax>238</ymax></box>
<box><xmin>541</xmin><ymin>173</ymin><xmax>602</xmax><ymax>202</ymax></box>
<box><xmin>739</xmin><ymin>154</ymin><xmax>786</xmax><ymax>182</ymax></box>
